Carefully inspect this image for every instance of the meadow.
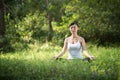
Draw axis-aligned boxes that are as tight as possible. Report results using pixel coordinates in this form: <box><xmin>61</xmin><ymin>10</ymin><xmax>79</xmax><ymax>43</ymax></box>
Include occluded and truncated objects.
<box><xmin>0</xmin><ymin>42</ymin><xmax>120</xmax><ymax>80</ymax></box>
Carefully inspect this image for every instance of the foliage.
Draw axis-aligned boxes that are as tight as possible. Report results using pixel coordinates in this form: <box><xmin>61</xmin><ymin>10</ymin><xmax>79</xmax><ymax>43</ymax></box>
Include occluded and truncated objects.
<box><xmin>1</xmin><ymin>0</ymin><xmax>120</xmax><ymax>52</ymax></box>
<box><xmin>56</xmin><ymin>0</ymin><xmax>120</xmax><ymax>45</ymax></box>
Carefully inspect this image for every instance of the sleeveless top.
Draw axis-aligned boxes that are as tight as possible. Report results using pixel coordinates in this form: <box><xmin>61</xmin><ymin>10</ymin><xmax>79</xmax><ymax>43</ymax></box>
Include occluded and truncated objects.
<box><xmin>67</xmin><ymin>39</ymin><xmax>83</xmax><ymax>59</ymax></box>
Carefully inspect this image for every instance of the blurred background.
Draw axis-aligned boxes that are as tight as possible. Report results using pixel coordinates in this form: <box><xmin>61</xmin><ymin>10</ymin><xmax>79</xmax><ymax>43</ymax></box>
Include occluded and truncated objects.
<box><xmin>0</xmin><ymin>0</ymin><xmax>120</xmax><ymax>52</ymax></box>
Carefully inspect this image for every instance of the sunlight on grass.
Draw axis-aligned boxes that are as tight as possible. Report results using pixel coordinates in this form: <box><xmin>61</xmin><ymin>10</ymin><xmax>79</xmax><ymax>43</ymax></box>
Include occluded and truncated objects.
<box><xmin>0</xmin><ymin>42</ymin><xmax>120</xmax><ymax>80</ymax></box>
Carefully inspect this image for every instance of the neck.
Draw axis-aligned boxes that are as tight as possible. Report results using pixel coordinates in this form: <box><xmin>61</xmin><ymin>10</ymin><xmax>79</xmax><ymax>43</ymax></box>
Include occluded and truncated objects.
<box><xmin>71</xmin><ymin>33</ymin><xmax>78</xmax><ymax>38</ymax></box>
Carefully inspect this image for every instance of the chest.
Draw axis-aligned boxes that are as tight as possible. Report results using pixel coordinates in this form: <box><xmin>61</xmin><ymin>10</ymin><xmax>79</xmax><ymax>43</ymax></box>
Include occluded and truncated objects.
<box><xmin>68</xmin><ymin>41</ymin><xmax>81</xmax><ymax>50</ymax></box>
<box><xmin>69</xmin><ymin>38</ymin><xmax>78</xmax><ymax>44</ymax></box>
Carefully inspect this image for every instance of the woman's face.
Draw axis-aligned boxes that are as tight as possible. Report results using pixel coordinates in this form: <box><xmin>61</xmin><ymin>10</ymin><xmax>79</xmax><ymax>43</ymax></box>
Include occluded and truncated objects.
<box><xmin>69</xmin><ymin>24</ymin><xmax>78</xmax><ymax>34</ymax></box>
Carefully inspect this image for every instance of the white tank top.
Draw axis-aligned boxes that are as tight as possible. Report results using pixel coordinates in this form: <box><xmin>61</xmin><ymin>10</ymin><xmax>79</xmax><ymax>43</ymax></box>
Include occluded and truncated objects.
<box><xmin>67</xmin><ymin>40</ymin><xmax>83</xmax><ymax>59</ymax></box>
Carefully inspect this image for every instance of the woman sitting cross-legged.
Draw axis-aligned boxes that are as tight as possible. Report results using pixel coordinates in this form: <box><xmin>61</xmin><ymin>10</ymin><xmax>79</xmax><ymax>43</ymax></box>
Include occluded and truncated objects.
<box><xmin>54</xmin><ymin>21</ymin><xmax>95</xmax><ymax>61</ymax></box>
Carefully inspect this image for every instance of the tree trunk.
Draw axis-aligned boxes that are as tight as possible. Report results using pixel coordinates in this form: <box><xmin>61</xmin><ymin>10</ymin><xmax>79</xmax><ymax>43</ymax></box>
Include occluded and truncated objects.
<box><xmin>0</xmin><ymin>0</ymin><xmax>5</xmax><ymax>37</ymax></box>
<box><xmin>46</xmin><ymin>0</ymin><xmax>53</xmax><ymax>41</ymax></box>
<box><xmin>47</xmin><ymin>13</ymin><xmax>53</xmax><ymax>41</ymax></box>
<box><xmin>0</xmin><ymin>0</ymin><xmax>6</xmax><ymax>50</ymax></box>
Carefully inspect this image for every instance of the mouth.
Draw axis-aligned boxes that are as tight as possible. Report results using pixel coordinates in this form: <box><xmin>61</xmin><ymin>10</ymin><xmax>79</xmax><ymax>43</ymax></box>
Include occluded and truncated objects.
<box><xmin>71</xmin><ymin>31</ymin><xmax>75</xmax><ymax>33</ymax></box>
<box><xmin>72</xmin><ymin>31</ymin><xmax>75</xmax><ymax>32</ymax></box>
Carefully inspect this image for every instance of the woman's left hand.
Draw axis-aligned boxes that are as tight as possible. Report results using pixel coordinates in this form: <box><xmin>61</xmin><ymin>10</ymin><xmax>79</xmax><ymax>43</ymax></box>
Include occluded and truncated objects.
<box><xmin>89</xmin><ymin>56</ymin><xmax>95</xmax><ymax>60</ymax></box>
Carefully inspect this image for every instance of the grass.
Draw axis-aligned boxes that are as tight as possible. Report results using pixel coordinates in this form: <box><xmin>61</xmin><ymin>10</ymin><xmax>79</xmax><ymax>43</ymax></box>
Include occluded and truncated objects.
<box><xmin>0</xmin><ymin>42</ymin><xmax>120</xmax><ymax>80</ymax></box>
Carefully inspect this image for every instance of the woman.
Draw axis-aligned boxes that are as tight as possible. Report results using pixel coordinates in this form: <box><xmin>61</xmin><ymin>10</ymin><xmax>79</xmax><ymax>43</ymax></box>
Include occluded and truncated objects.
<box><xmin>54</xmin><ymin>21</ymin><xmax>95</xmax><ymax>60</ymax></box>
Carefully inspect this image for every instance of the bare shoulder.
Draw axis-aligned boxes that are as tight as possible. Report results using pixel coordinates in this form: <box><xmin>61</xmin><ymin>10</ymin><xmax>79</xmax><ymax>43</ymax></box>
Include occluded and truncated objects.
<box><xmin>78</xmin><ymin>36</ymin><xmax>85</xmax><ymax>42</ymax></box>
<box><xmin>64</xmin><ymin>37</ymin><xmax>70</xmax><ymax>43</ymax></box>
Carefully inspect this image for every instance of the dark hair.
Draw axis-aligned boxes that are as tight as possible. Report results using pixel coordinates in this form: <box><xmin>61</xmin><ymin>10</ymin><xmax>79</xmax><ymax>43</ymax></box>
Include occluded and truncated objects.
<box><xmin>69</xmin><ymin>21</ymin><xmax>79</xmax><ymax>27</ymax></box>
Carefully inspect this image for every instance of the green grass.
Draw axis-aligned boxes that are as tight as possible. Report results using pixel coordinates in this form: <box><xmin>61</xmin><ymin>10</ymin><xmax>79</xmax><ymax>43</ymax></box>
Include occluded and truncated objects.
<box><xmin>0</xmin><ymin>43</ymin><xmax>120</xmax><ymax>80</ymax></box>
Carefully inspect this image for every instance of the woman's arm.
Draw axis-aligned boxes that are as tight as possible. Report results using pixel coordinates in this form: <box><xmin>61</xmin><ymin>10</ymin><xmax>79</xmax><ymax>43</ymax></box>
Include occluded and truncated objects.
<box><xmin>54</xmin><ymin>38</ymin><xmax>68</xmax><ymax>59</ymax></box>
<box><xmin>80</xmin><ymin>37</ymin><xmax>94</xmax><ymax>60</ymax></box>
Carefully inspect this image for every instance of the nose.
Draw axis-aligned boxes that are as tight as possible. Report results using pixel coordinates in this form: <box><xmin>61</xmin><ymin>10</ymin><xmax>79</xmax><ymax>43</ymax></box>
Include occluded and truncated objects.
<box><xmin>72</xmin><ymin>27</ymin><xmax>75</xmax><ymax>31</ymax></box>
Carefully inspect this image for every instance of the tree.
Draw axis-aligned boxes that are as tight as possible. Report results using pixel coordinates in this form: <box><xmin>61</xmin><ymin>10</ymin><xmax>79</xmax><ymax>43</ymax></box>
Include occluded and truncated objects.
<box><xmin>0</xmin><ymin>0</ymin><xmax>6</xmax><ymax>49</ymax></box>
<box><xmin>29</xmin><ymin>0</ymin><xmax>68</xmax><ymax>41</ymax></box>
<box><xmin>0</xmin><ymin>0</ymin><xmax>5</xmax><ymax>37</ymax></box>
<box><xmin>45</xmin><ymin>0</ymin><xmax>53</xmax><ymax>41</ymax></box>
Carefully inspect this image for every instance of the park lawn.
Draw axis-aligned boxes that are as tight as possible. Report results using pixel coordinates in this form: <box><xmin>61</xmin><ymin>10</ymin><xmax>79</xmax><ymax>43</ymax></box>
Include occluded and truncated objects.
<box><xmin>0</xmin><ymin>43</ymin><xmax>120</xmax><ymax>80</ymax></box>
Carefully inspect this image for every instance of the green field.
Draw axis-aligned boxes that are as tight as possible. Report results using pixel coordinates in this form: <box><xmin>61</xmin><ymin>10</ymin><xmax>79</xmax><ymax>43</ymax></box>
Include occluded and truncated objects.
<box><xmin>0</xmin><ymin>43</ymin><xmax>120</xmax><ymax>80</ymax></box>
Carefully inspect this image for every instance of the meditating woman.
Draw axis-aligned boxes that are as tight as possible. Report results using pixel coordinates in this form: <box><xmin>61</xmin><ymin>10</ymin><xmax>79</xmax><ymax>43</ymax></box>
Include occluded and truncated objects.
<box><xmin>54</xmin><ymin>21</ymin><xmax>95</xmax><ymax>60</ymax></box>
